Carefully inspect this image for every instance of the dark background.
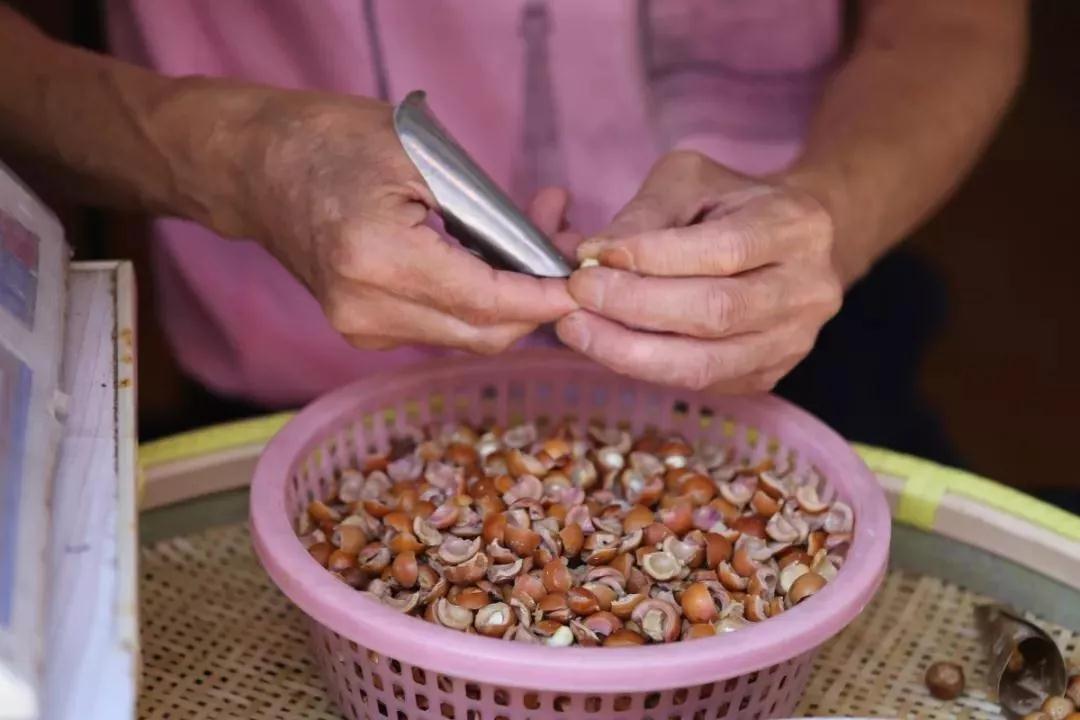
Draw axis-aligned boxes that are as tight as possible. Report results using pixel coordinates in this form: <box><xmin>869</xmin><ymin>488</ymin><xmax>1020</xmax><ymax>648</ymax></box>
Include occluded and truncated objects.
<box><xmin>12</xmin><ymin>2</ymin><xmax>1080</xmax><ymax>501</ymax></box>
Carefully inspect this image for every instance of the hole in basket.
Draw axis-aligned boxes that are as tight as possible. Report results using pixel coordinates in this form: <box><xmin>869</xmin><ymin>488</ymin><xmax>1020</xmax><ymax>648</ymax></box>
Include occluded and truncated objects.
<box><xmin>388</xmin><ymin>659</ymin><xmax>402</xmax><ymax>675</ymax></box>
<box><xmin>360</xmin><ymin>689</ymin><xmax>369</xmax><ymax>704</ymax></box>
<box><xmin>778</xmin><ymin>674</ymin><xmax>787</xmax><ymax>690</ymax></box>
<box><xmin>585</xmin><ymin>696</ymin><xmax>602</xmax><ymax>713</ymax></box>
<box><xmin>524</xmin><ymin>693</ymin><xmax>541</xmax><ymax>710</ymax></box>
<box><xmin>481</xmin><ymin>385</ymin><xmax>498</xmax><ymax>400</ymax></box>
<box><xmin>614</xmin><ymin>695</ymin><xmax>632</xmax><ymax>711</ymax></box>
<box><xmin>554</xmin><ymin>695</ymin><xmax>571</xmax><ymax>711</ymax></box>
<box><xmin>747</xmin><ymin>671</ymin><xmax>759</xmax><ymax>685</ymax></box>
<box><xmin>644</xmin><ymin>692</ymin><xmax>661</xmax><ymax>709</ymax></box>
<box><xmin>393</xmin><ymin>684</ymin><xmax>405</xmax><ymax>701</ymax></box>
<box><xmin>416</xmin><ymin>694</ymin><xmax>429</xmax><ymax>711</ymax></box>
<box><xmin>398</xmin><ymin>712</ymin><xmax>408</xmax><ymax>720</ymax></box>
<box><xmin>673</xmin><ymin>399</ymin><xmax>689</xmax><ymax>416</ymax></box>
<box><xmin>466</xmin><ymin>711</ymin><xmax>481</xmax><ymax>720</ymax></box>
<box><xmin>724</xmin><ymin>678</ymin><xmax>738</xmax><ymax>692</ymax></box>
<box><xmin>494</xmin><ymin>688</ymin><xmax>510</xmax><ymax>706</ymax></box>
<box><xmin>465</xmin><ymin>683</ymin><xmax>481</xmax><ymax>700</ymax></box>
<box><xmin>496</xmin><ymin>716</ymin><xmax>510</xmax><ymax>720</ymax></box>
<box><xmin>591</xmin><ymin>386</ymin><xmax>608</xmax><ymax>407</ymax></box>
<box><xmin>367</xmin><ymin>650</ymin><xmax>381</xmax><ymax>665</ymax></box>
<box><xmin>440</xmin><ymin>702</ymin><xmax>455</xmax><ymax>718</ymax></box>
<box><xmin>537</xmin><ymin>382</ymin><xmax>552</xmax><ymax>400</ymax></box>
<box><xmin>353</xmin><ymin>663</ymin><xmax>365</xmax><ymax>681</ymax></box>
<box><xmin>739</xmin><ymin>695</ymin><xmax>751</xmax><ymax>711</ymax></box>
<box><xmin>429</xmin><ymin>393</ymin><xmax>445</xmax><ymax>414</ymax></box>
<box><xmin>673</xmin><ymin>688</ymin><xmax>689</xmax><ymax>706</ymax></box>
<box><xmin>377</xmin><ymin>700</ymin><xmax>388</xmax><ymax>718</ymax></box>
<box><xmin>693</xmin><ymin>711</ymin><xmax>707</xmax><ymax>720</ymax></box>
<box><xmin>715</xmin><ymin>702</ymin><xmax>730</xmax><ymax>717</ymax></box>
<box><xmin>413</xmin><ymin>667</ymin><xmax>427</xmax><ymax>685</ymax></box>
<box><xmin>699</xmin><ymin>684</ymin><xmax>714</xmax><ymax>700</ymax></box>
<box><xmin>372</xmin><ymin>673</ymin><xmax>384</xmax><ymax>691</ymax></box>
<box><xmin>436</xmin><ymin>674</ymin><xmax>454</xmax><ymax>693</ymax></box>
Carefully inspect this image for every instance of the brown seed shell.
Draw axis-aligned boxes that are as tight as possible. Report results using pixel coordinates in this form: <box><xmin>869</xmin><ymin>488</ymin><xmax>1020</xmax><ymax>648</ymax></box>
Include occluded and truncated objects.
<box><xmin>391</xmin><ymin>551</ymin><xmax>418</xmax><ymax>588</ymax></box>
<box><xmin>327</xmin><ymin>549</ymin><xmax>358</xmax><ymax>572</ymax></box>
<box><xmin>603</xmin><ymin>628</ymin><xmax>646</xmax><ymax>647</ymax></box>
<box><xmin>704</xmin><ymin>533</ymin><xmax>733</xmax><ymax>568</ymax></box>
<box><xmin>730</xmin><ymin>514</ymin><xmax>767</xmax><ymax>539</ymax></box>
<box><xmin>505</xmin><ymin>525</ymin><xmax>542</xmax><ymax>557</ymax></box>
<box><xmin>542</xmin><ymin>558</ymin><xmax>572</xmax><ymax>593</ymax></box>
<box><xmin>559</xmin><ymin>522</ymin><xmax>584</xmax><ymax>556</ymax></box>
<box><xmin>924</xmin><ymin>661</ymin><xmax>965</xmax><ymax>700</ymax></box>
<box><xmin>681</xmin><ymin>582</ymin><xmax>719</xmax><ymax>623</ymax></box>
<box><xmin>308</xmin><ymin>542</ymin><xmax>332</xmax><ymax>567</ymax></box>
<box><xmin>787</xmin><ymin>571</ymin><xmax>827</xmax><ymax>604</ymax></box>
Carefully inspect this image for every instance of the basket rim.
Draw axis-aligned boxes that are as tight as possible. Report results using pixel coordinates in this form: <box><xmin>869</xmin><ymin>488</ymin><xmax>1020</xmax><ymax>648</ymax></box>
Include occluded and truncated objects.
<box><xmin>250</xmin><ymin>350</ymin><xmax>891</xmax><ymax>693</ymax></box>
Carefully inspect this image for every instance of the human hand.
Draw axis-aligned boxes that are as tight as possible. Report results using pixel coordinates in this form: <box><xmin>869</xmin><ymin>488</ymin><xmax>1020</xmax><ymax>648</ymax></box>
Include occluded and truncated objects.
<box><xmin>231</xmin><ymin>91</ymin><xmax>576</xmax><ymax>353</ymax></box>
<box><xmin>556</xmin><ymin>150</ymin><xmax>842</xmax><ymax>392</ymax></box>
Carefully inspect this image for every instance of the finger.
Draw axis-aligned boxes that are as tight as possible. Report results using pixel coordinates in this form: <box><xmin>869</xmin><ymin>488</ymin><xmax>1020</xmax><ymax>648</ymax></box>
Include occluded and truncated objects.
<box><xmin>346</xmin><ymin>224</ymin><xmax>577</xmax><ymax>325</ymax></box>
<box><xmin>569</xmin><ymin>266</ymin><xmax>787</xmax><ymax>338</ymax></box>
<box><xmin>575</xmin><ymin>206</ymin><xmax>813</xmax><ymax>278</ymax></box>
<box><xmin>596</xmin><ymin>151</ymin><xmax>762</xmax><ymax>241</ymax></box>
<box><xmin>529</xmin><ymin>188</ymin><xmax>583</xmax><ymax>261</ymax></box>
<box><xmin>552</xmin><ymin>230</ymin><xmax>585</xmax><ymax>262</ymax></box>
<box><xmin>331</xmin><ymin>285</ymin><xmax>537</xmax><ymax>355</ymax></box>
<box><xmin>555</xmin><ymin>310</ymin><xmax>779</xmax><ymax>391</ymax></box>
<box><xmin>527</xmin><ymin>186</ymin><xmax>571</xmax><ymax>236</ymax></box>
<box><xmin>344</xmin><ymin>334</ymin><xmax>404</xmax><ymax>351</ymax></box>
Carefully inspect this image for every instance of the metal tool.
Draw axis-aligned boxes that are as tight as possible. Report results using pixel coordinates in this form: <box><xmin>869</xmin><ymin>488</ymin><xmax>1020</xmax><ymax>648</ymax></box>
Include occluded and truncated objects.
<box><xmin>975</xmin><ymin>603</ymin><xmax>1068</xmax><ymax>719</ymax></box>
<box><xmin>392</xmin><ymin>90</ymin><xmax>571</xmax><ymax>278</ymax></box>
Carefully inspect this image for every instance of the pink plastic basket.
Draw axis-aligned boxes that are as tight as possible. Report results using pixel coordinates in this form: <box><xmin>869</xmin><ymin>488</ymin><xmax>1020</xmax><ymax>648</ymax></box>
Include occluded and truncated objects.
<box><xmin>250</xmin><ymin>350</ymin><xmax>890</xmax><ymax>720</ymax></box>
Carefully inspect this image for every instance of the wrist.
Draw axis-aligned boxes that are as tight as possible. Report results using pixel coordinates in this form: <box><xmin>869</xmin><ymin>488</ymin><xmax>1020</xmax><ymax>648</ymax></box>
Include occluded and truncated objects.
<box><xmin>775</xmin><ymin>164</ymin><xmax>882</xmax><ymax>288</ymax></box>
<box><xmin>147</xmin><ymin>75</ymin><xmax>269</xmax><ymax>238</ymax></box>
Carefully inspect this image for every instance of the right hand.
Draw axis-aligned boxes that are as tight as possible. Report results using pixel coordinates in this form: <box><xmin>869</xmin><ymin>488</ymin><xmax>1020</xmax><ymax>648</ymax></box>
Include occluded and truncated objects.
<box><xmin>228</xmin><ymin>92</ymin><xmax>577</xmax><ymax>353</ymax></box>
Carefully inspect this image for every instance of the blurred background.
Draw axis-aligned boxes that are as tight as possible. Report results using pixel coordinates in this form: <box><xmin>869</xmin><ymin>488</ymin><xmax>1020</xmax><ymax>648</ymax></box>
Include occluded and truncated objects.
<box><xmin>12</xmin><ymin>2</ymin><xmax>1080</xmax><ymax>507</ymax></box>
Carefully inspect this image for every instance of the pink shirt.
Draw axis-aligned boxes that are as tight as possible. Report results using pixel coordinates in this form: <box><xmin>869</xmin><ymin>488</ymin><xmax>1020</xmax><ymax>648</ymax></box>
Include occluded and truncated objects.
<box><xmin>107</xmin><ymin>0</ymin><xmax>840</xmax><ymax>407</ymax></box>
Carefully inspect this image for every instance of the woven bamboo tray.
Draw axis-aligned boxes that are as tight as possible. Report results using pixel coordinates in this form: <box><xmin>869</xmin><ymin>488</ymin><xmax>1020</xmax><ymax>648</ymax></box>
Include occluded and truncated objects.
<box><xmin>137</xmin><ymin>416</ymin><xmax>1080</xmax><ymax>720</ymax></box>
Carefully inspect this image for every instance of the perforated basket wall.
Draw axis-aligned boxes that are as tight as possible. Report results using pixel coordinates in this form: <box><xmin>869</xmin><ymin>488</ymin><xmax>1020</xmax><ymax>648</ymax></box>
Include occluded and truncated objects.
<box><xmin>309</xmin><ymin>622</ymin><xmax>815</xmax><ymax>720</ymax></box>
<box><xmin>250</xmin><ymin>351</ymin><xmax>891</xmax><ymax>720</ymax></box>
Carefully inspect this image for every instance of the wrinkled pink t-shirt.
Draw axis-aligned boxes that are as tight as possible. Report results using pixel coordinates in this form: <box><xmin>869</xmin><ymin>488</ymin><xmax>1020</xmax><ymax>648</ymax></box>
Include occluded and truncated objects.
<box><xmin>106</xmin><ymin>0</ymin><xmax>840</xmax><ymax>407</ymax></box>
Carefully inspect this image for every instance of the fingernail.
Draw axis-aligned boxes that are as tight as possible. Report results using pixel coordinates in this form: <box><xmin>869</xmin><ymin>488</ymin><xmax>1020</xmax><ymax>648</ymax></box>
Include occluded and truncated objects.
<box><xmin>556</xmin><ymin>312</ymin><xmax>591</xmax><ymax>351</ymax></box>
<box><xmin>598</xmin><ymin>246</ymin><xmax>635</xmax><ymax>271</ymax></box>
<box><xmin>576</xmin><ymin>239</ymin><xmax>606</xmax><ymax>261</ymax></box>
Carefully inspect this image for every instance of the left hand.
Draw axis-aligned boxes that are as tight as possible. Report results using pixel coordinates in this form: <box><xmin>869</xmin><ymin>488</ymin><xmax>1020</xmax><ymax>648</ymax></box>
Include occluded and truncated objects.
<box><xmin>556</xmin><ymin>150</ymin><xmax>843</xmax><ymax>392</ymax></box>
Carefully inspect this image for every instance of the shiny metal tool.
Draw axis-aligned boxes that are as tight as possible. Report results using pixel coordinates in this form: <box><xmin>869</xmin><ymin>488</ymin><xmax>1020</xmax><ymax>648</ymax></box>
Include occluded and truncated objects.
<box><xmin>393</xmin><ymin>90</ymin><xmax>572</xmax><ymax>278</ymax></box>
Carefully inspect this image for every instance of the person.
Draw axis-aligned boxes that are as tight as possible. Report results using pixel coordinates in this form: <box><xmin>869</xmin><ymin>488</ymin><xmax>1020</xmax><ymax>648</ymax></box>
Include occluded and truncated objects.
<box><xmin>0</xmin><ymin>2</ymin><xmax>1026</xmax><ymax>461</ymax></box>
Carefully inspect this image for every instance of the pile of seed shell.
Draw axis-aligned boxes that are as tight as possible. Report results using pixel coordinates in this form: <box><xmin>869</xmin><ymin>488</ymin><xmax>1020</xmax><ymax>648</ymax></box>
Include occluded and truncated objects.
<box><xmin>296</xmin><ymin>422</ymin><xmax>854</xmax><ymax>647</ymax></box>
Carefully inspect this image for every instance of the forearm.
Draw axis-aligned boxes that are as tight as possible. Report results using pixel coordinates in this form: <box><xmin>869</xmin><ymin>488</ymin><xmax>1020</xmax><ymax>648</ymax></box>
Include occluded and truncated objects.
<box><xmin>782</xmin><ymin>0</ymin><xmax>1028</xmax><ymax>286</ymax></box>
<box><xmin>0</xmin><ymin>7</ymin><xmax>257</xmax><ymax>235</ymax></box>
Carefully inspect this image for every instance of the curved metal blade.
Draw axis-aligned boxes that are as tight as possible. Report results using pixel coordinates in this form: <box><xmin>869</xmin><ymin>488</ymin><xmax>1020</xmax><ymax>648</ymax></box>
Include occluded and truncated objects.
<box><xmin>393</xmin><ymin>90</ymin><xmax>571</xmax><ymax>278</ymax></box>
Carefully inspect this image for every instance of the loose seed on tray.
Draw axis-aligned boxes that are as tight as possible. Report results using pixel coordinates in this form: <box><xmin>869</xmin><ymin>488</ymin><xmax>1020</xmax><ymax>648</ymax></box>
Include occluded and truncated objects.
<box><xmin>925</xmin><ymin>661</ymin><xmax>965</xmax><ymax>700</ymax></box>
<box><xmin>1068</xmin><ymin>675</ymin><xmax>1080</xmax><ymax>708</ymax></box>
<box><xmin>1042</xmin><ymin>697</ymin><xmax>1077</xmax><ymax>720</ymax></box>
<box><xmin>296</xmin><ymin>420</ymin><xmax>855</xmax><ymax>646</ymax></box>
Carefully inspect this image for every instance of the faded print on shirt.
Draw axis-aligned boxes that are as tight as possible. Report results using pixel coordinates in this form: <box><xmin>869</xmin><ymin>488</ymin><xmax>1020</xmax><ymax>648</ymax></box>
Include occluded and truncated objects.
<box><xmin>638</xmin><ymin>0</ymin><xmax>838</xmax><ymax>146</ymax></box>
